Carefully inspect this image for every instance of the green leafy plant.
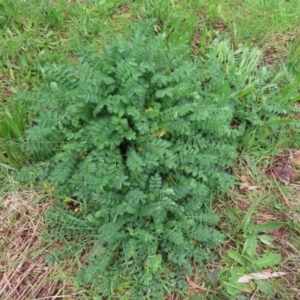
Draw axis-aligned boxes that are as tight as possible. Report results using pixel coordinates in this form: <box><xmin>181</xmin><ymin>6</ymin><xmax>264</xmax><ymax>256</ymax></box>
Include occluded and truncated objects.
<box><xmin>219</xmin><ymin>195</ymin><xmax>286</xmax><ymax>298</ymax></box>
<box><xmin>207</xmin><ymin>37</ymin><xmax>300</xmax><ymax>153</ymax></box>
<box><xmin>14</xmin><ymin>20</ymin><xmax>296</xmax><ymax>298</ymax></box>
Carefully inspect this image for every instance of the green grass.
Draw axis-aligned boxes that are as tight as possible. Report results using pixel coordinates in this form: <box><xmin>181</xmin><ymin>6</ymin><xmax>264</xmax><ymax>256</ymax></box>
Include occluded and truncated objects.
<box><xmin>199</xmin><ymin>0</ymin><xmax>300</xmax><ymax>38</ymax></box>
<box><xmin>1</xmin><ymin>0</ymin><xmax>299</xmax><ymax>92</ymax></box>
<box><xmin>1</xmin><ymin>0</ymin><xmax>300</xmax><ymax>299</ymax></box>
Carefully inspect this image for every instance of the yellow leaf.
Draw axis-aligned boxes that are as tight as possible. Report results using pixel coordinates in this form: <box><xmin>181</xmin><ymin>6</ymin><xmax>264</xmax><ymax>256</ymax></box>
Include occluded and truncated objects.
<box><xmin>42</xmin><ymin>182</ymin><xmax>55</xmax><ymax>193</ymax></box>
<box><xmin>154</xmin><ymin>129</ymin><xmax>166</xmax><ymax>138</ymax></box>
<box><xmin>145</xmin><ymin>107</ymin><xmax>153</xmax><ymax>112</ymax></box>
<box><xmin>63</xmin><ymin>197</ymin><xmax>72</xmax><ymax>203</ymax></box>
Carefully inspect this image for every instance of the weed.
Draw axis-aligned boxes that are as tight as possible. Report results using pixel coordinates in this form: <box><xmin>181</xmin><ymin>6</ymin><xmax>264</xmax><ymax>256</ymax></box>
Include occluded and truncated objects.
<box><xmin>1</xmin><ymin>1</ymin><xmax>300</xmax><ymax>299</ymax></box>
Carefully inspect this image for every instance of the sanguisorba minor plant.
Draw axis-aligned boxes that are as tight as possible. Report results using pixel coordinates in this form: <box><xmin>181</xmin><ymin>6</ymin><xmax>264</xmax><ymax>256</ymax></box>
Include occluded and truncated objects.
<box><xmin>14</xmin><ymin>20</ymin><xmax>291</xmax><ymax>298</ymax></box>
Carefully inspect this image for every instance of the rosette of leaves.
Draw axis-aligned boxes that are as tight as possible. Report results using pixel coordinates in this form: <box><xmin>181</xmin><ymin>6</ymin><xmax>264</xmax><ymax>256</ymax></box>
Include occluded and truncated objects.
<box><xmin>16</xmin><ymin>20</ymin><xmax>241</xmax><ymax>297</ymax></box>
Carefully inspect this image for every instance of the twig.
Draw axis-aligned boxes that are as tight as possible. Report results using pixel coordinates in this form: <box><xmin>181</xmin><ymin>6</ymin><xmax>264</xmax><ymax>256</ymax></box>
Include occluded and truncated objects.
<box><xmin>250</xmin><ymin>287</ymin><xmax>258</xmax><ymax>300</ymax></box>
<box><xmin>35</xmin><ymin>290</ymin><xmax>86</xmax><ymax>300</ymax></box>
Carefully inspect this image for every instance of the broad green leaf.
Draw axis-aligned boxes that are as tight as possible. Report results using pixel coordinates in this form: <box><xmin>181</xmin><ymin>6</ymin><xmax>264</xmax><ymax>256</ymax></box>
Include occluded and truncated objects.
<box><xmin>251</xmin><ymin>221</ymin><xmax>286</xmax><ymax>233</ymax></box>
<box><xmin>255</xmin><ymin>280</ymin><xmax>275</xmax><ymax>297</ymax></box>
<box><xmin>238</xmin><ymin>195</ymin><xmax>268</xmax><ymax>233</ymax></box>
<box><xmin>206</xmin><ymin>269</ymin><xmax>219</xmax><ymax>288</ymax></box>
<box><xmin>228</xmin><ymin>249</ymin><xmax>244</xmax><ymax>265</ymax></box>
<box><xmin>258</xmin><ymin>235</ymin><xmax>275</xmax><ymax>247</ymax></box>
<box><xmin>256</xmin><ymin>253</ymin><xmax>281</xmax><ymax>269</ymax></box>
<box><xmin>242</xmin><ymin>233</ymin><xmax>257</xmax><ymax>258</ymax></box>
<box><xmin>224</xmin><ymin>266</ymin><xmax>250</xmax><ymax>295</ymax></box>
<box><xmin>224</xmin><ymin>281</ymin><xmax>246</xmax><ymax>296</ymax></box>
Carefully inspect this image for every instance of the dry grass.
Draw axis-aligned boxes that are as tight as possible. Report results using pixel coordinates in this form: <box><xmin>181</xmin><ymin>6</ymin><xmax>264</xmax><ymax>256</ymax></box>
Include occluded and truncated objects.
<box><xmin>0</xmin><ymin>190</ymin><xmax>77</xmax><ymax>300</ymax></box>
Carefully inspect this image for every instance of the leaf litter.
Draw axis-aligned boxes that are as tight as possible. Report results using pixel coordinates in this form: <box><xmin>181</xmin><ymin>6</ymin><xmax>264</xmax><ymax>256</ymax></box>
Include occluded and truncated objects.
<box><xmin>0</xmin><ymin>190</ymin><xmax>76</xmax><ymax>300</ymax></box>
<box><xmin>238</xmin><ymin>270</ymin><xmax>287</xmax><ymax>283</ymax></box>
<box><xmin>267</xmin><ymin>150</ymin><xmax>299</xmax><ymax>185</ymax></box>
